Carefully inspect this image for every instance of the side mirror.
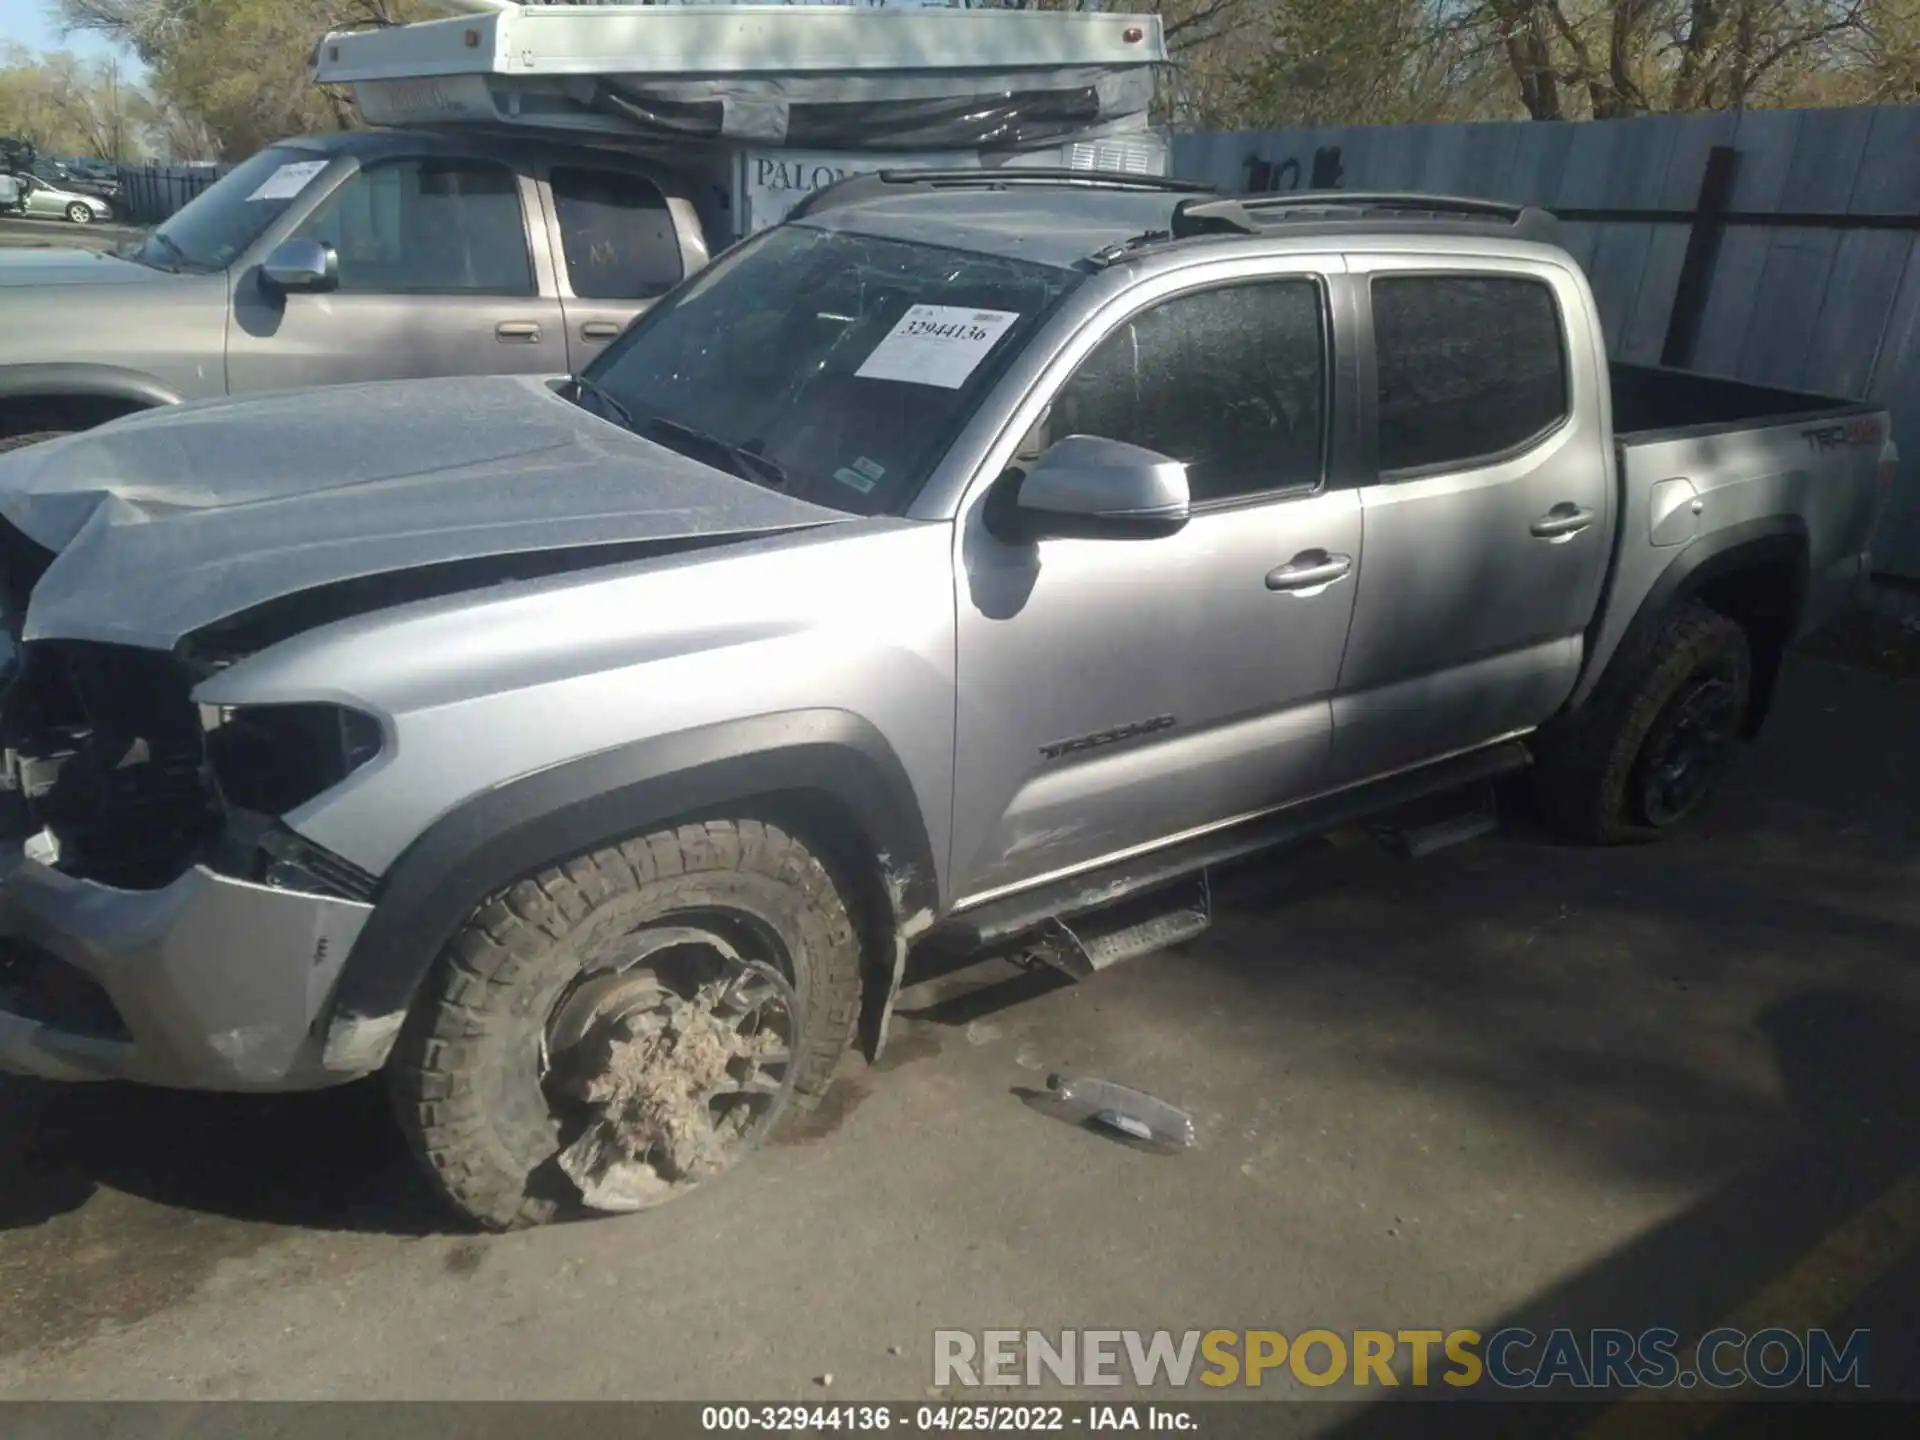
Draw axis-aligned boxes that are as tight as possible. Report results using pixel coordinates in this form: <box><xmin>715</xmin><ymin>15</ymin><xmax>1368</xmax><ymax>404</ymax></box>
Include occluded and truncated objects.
<box><xmin>260</xmin><ymin>238</ymin><xmax>339</xmax><ymax>295</ymax></box>
<box><xmin>994</xmin><ymin>434</ymin><xmax>1191</xmax><ymax>541</ymax></box>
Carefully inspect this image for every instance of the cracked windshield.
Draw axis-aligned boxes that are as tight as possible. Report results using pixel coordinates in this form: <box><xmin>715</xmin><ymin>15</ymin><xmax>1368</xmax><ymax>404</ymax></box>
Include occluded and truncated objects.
<box><xmin>576</xmin><ymin>225</ymin><xmax>1079</xmax><ymax>515</ymax></box>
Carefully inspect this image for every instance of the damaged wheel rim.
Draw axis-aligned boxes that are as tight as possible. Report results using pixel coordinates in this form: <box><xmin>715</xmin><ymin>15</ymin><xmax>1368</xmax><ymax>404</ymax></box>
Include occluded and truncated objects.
<box><xmin>541</xmin><ymin>918</ymin><xmax>800</xmax><ymax>1214</ymax></box>
<box><xmin>1636</xmin><ymin>675</ymin><xmax>1741</xmax><ymax>827</ymax></box>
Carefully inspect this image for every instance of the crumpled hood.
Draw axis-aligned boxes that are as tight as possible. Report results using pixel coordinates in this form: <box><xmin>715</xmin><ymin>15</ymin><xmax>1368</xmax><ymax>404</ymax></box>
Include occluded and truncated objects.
<box><xmin>0</xmin><ymin>374</ymin><xmax>852</xmax><ymax>649</ymax></box>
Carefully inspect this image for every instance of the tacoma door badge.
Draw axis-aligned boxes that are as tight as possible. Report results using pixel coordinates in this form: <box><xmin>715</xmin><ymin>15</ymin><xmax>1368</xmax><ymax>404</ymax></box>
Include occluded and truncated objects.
<box><xmin>1039</xmin><ymin>714</ymin><xmax>1177</xmax><ymax>761</ymax></box>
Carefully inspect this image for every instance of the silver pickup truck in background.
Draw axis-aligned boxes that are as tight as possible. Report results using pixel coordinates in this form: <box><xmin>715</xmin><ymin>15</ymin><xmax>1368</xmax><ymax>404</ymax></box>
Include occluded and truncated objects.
<box><xmin>0</xmin><ymin>179</ymin><xmax>1894</xmax><ymax>1231</ymax></box>
<box><xmin>0</xmin><ymin>128</ymin><xmax>712</xmax><ymax>449</ymax></box>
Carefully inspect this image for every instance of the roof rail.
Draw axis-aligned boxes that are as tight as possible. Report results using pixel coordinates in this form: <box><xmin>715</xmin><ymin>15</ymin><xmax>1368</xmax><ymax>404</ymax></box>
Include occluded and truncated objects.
<box><xmin>1171</xmin><ymin>191</ymin><xmax>1560</xmax><ymax>244</ymax></box>
<box><xmin>788</xmin><ymin>167</ymin><xmax>1215</xmax><ymax>222</ymax></box>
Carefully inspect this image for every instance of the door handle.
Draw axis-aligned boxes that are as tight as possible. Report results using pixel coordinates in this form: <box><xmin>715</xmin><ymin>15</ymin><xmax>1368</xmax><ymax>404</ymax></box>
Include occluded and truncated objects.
<box><xmin>1530</xmin><ymin>503</ymin><xmax>1596</xmax><ymax>541</ymax></box>
<box><xmin>1265</xmin><ymin>550</ymin><xmax>1354</xmax><ymax>594</ymax></box>
<box><xmin>495</xmin><ymin>321</ymin><xmax>542</xmax><ymax>343</ymax></box>
<box><xmin>580</xmin><ymin>321</ymin><xmax>621</xmax><ymax>341</ymax></box>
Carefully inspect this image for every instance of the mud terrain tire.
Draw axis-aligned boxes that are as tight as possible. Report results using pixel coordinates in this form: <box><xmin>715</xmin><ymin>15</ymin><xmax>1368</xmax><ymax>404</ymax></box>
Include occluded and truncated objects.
<box><xmin>1532</xmin><ymin>602</ymin><xmax>1751</xmax><ymax>845</ymax></box>
<box><xmin>388</xmin><ymin>820</ymin><xmax>863</xmax><ymax>1231</ymax></box>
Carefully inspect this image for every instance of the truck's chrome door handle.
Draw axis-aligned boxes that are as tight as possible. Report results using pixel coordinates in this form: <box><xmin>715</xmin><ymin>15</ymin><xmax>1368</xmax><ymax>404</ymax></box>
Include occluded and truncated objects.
<box><xmin>1531</xmin><ymin>503</ymin><xmax>1596</xmax><ymax>541</ymax></box>
<box><xmin>495</xmin><ymin>321</ymin><xmax>542</xmax><ymax>343</ymax></box>
<box><xmin>1265</xmin><ymin>551</ymin><xmax>1353</xmax><ymax>594</ymax></box>
<box><xmin>580</xmin><ymin>321</ymin><xmax>622</xmax><ymax>341</ymax></box>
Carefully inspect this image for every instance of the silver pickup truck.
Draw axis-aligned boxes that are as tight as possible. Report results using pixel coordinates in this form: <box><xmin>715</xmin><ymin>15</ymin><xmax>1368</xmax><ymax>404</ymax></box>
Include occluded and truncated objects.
<box><xmin>0</xmin><ymin>178</ymin><xmax>1893</xmax><ymax>1230</ymax></box>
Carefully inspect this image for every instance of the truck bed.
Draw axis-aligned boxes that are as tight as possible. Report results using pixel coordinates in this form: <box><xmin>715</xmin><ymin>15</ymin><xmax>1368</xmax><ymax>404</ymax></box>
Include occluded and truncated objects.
<box><xmin>1599</xmin><ymin>361</ymin><xmax>1889</xmax><ymax>681</ymax></box>
<box><xmin>1610</xmin><ymin>360</ymin><xmax>1871</xmax><ymax>442</ymax></box>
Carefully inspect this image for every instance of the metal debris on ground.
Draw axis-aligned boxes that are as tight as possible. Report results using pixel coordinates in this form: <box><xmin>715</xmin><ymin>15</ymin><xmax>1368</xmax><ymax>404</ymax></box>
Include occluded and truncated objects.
<box><xmin>1043</xmin><ymin>1073</ymin><xmax>1197</xmax><ymax>1152</ymax></box>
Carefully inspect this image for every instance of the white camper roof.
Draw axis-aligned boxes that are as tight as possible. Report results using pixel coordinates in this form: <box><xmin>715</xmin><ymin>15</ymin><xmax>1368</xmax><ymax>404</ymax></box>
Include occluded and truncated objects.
<box><xmin>313</xmin><ymin>2</ymin><xmax>1168</xmax><ymax>152</ymax></box>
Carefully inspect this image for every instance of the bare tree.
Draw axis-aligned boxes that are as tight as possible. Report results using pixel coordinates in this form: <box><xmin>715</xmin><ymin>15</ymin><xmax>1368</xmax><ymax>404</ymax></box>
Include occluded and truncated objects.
<box><xmin>1451</xmin><ymin>0</ymin><xmax>1878</xmax><ymax>118</ymax></box>
<box><xmin>56</xmin><ymin>1</ymin><xmax>434</xmax><ymax>159</ymax></box>
<box><xmin>44</xmin><ymin>53</ymin><xmax>142</xmax><ymax>157</ymax></box>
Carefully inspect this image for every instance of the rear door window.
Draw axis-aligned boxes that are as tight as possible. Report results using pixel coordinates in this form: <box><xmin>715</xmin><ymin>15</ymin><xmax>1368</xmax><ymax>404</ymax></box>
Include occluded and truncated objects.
<box><xmin>551</xmin><ymin>166</ymin><xmax>683</xmax><ymax>300</ymax></box>
<box><xmin>1370</xmin><ymin>275</ymin><xmax>1568</xmax><ymax>474</ymax></box>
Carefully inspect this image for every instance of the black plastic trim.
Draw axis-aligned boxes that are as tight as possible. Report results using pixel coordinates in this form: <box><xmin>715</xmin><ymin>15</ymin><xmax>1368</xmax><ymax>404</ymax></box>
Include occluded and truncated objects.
<box><xmin>788</xmin><ymin>168</ymin><xmax>1212</xmax><ymax>222</ymax></box>
<box><xmin>0</xmin><ymin>363</ymin><xmax>181</xmax><ymax>409</ymax></box>
<box><xmin>327</xmin><ymin>710</ymin><xmax>940</xmax><ymax>1024</ymax></box>
<box><xmin>1579</xmin><ymin>517</ymin><xmax>1810</xmax><ymax>736</ymax></box>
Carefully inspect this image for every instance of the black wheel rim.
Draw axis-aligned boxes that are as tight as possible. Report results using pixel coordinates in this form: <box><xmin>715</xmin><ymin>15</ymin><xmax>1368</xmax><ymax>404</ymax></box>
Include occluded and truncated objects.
<box><xmin>539</xmin><ymin>912</ymin><xmax>799</xmax><ymax>1213</ymax></box>
<box><xmin>1636</xmin><ymin>675</ymin><xmax>1741</xmax><ymax>827</ymax></box>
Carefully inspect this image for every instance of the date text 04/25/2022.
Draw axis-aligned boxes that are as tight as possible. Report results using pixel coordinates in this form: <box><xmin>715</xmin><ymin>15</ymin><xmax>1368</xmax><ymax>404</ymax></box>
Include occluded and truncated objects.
<box><xmin>700</xmin><ymin>1404</ymin><xmax>1197</xmax><ymax>1431</ymax></box>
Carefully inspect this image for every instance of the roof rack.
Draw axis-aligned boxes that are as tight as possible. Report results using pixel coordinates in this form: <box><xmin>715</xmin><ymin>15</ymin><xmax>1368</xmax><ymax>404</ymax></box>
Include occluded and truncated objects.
<box><xmin>1171</xmin><ymin>191</ymin><xmax>1561</xmax><ymax>244</ymax></box>
<box><xmin>788</xmin><ymin>167</ymin><xmax>1214</xmax><ymax>222</ymax></box>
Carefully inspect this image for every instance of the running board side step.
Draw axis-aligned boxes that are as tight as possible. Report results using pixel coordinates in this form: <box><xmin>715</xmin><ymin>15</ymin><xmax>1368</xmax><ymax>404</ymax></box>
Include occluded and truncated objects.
<box><xmin>1020</xmin><ymin>874</ymin><xmax>1212</xmax><ymax>980</ymax></box>
<box><xmin>1368</xmin><ymin>781</ymin><xmax>1502</xmax><ymax>859</ymax></box>
<box><xmin>931</xmin><ymin>738</ymin><xmax>1531</xmax><ymax>955</ymax></box>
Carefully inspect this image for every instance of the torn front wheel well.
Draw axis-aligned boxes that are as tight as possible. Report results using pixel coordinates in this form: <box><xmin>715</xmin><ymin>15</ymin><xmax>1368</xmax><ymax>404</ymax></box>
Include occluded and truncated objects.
<box><xmin>734</xmin><ymin>790</ymin><xmax>937</xmax><ymax>1064</ymax></box>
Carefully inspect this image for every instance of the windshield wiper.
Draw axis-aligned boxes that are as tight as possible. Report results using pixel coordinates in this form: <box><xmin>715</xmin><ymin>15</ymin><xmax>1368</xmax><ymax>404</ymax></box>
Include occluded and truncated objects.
<box><xmin>565</xmin><ymin>373</ymin><xmax>638</xmax><ymax>434</ymax></box>
<box><xmin>637</xmin><ymin>414</ymin><xmax>789</xmax><ymax>492</ymax></box>
<box><xmin>132</xmin><ymin>230</ymin><xmax>188</xmax><ymax>273</ymax></box>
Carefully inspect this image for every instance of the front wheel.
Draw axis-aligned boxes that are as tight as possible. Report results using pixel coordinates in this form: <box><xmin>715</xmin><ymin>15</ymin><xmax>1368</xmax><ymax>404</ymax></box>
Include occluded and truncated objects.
<box><xmin>388</xmin><ymin>819</ymin><xmax>865</xmax><ymax>1230</ymax></box>
<box><xmin>1532</xmin><ymin>602</ymin><xmax>1751</xmax><ymax>844</ymax></box>
<box><xmin>65</xmin><ymin>202</ymin><xmax>93</xmax><ymax>225</ymax></box>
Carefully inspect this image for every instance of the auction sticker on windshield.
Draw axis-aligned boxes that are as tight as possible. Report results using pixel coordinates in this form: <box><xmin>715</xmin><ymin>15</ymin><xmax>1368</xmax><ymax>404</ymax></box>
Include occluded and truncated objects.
<box><xmin>246</xmin><ymin>160</ymin><xmax>328</xmax><ymax>203</ymax></box>
<box><xmin>856</xmin><ymin>306</ymin><xmax>1020</xmax><ymax>389</ymax></box>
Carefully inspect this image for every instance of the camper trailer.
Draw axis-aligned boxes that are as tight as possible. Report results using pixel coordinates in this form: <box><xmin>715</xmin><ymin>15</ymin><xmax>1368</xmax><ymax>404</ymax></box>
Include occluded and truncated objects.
<box><xmin>314</xmin><ymin>0</ymin><xmax>1173</xmax><ymax>241</ymax></box>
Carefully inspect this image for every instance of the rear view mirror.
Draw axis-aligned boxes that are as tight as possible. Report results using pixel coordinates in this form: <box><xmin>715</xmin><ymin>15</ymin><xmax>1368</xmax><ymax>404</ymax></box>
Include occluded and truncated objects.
<box><xmin>993</xmin><ymin>434</ymin><xmax>1191</xmax><ymax>541</ymax></box>
<box><xmin>260</xmin><ymin>238</ymin><xmax>339</xmax><ymax>295</ymax></box>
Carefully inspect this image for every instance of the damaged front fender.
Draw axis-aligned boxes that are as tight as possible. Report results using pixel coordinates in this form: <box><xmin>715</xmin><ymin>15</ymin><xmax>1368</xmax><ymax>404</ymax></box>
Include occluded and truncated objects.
<box><xmin>319</xmin><ymin>710</ymin><xmax>944</xmax><ymax>1068</ymax></box>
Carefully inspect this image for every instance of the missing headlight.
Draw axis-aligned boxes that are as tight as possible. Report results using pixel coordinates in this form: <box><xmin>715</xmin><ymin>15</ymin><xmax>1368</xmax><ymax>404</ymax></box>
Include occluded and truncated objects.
<box><xmin>202</xmin><ymin>703</ymin><xmax>384</xmax><ymax>817</ymax></box>
<box><xmin>258</xmin><ymin>822</ymin><xmax>378</xmax><ymax>902</ymax></box>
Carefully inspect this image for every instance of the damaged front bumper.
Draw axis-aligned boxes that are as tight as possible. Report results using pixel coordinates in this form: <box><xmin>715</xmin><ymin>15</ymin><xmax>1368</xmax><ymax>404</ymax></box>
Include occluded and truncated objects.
<box><xmin>0</xmin><ymin>819</ymin><xmax>378</xmax><ymax>1090</ymax></box>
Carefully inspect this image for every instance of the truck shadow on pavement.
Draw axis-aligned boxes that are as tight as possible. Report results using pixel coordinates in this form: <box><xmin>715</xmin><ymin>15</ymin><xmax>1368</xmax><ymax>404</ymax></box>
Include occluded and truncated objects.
<box><xmin>0</xmin><ymin>1075</ymin><xmax>445</xmax><ymax>1237</ymax></box>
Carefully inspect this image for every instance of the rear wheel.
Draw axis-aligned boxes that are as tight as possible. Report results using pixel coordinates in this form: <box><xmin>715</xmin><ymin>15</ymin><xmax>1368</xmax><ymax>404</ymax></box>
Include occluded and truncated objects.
<box><xmin>388</xmin><ymin>819</ymin><xmax>864</xmax><ymax>1230</ymax></box>
<box><xmin>1532</xmin><ymin>602</ymin><xmax>1751</xmax><ymax>844</ymax></box>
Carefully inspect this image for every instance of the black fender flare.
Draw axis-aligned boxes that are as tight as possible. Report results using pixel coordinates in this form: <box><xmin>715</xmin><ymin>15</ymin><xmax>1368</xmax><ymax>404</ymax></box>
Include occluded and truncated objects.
<box><xmin>0</xmin><ymin>363</ymin><xmax>182</xmax><ymax>411</ymax></box>
<box><xmin>1577</xmin><ymin>516</ymin><xmax>1809</xmax><ymax>733</ymax></box>
<box><xmin>327</xmin><ymin>709</ymin><xmax>942</xmax><ymax>1028</ymax></box>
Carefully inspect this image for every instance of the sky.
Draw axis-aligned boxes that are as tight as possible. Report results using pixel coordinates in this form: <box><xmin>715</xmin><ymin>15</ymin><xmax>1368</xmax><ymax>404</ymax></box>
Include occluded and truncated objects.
<box><xmin>0</xmin><ymin>0</ymin><xmax>141</xmax><ymax>68</ymax></box>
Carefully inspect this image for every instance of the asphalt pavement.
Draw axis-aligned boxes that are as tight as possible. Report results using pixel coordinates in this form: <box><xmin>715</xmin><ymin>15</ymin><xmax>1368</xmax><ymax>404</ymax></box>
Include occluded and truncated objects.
<box><xmin>0</xmin><ymin>654</ymin><xmax>1915</xmax><ymax>1422</ymax></box>
<box><xmin>0</xmin><ymin>215</ymin><xmax>147</xmax><ymax>253</ymax></box>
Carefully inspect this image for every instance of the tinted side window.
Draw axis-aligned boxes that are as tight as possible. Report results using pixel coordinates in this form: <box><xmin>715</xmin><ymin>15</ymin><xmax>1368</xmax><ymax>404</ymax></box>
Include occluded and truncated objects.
<box><xmin>1371</xmin><ymin>275</ymin><xmax>1568</xmax><ymax>473</ymax></box>
<box><xmin>551</xmin><ymin>167</ymin><xmax>683</xmax><ymax>300</ymax></box>
<box><xmin>294</xmin><ymin>158</ymin><xmax>531</xmax><ymax>295</ymax></box>
<box><xmin>1049</xmin><ymin>280</ymin><xmax>1325</xmax><ymax>503</ymax></box>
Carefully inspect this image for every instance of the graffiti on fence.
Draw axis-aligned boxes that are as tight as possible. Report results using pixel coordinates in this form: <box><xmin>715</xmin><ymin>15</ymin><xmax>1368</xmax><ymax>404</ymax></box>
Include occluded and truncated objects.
<box><xmin>1243</xmin><ymin>145</ymin><xmax>1345</xmax><ymax>194</ymax></box>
